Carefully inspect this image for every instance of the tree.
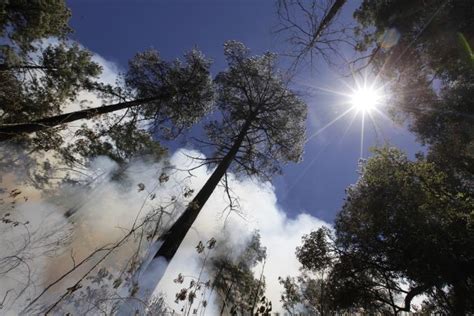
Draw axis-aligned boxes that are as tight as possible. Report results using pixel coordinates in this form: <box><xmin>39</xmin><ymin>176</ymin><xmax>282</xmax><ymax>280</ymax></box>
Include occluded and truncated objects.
<box><xmin>353</xmin><ymin>0</ymin><xmax>474</xmax><ymax>181</ymax></box>
<box><xmin>0</xmin><ymin>0</ymin><xmax>71</xmax><ymax>55</ymax></box>
<box><xmin>1</xmin><ymin>43</ymin><xmax>103</xmax><ymax>131</ymax></box>
<box><xmin>0</xmin><ymin>1</ymin><xmax>113</xmax><ymax>189</ymax></box>
<box><xmin>205</xmin><ymin>232</ymin><xmax>267</xmax><ymax>315</ymax></box>
<box><xmin>0</xmin><ymin>1</ymin><xmax>214</xmax><ymax>187</ymax></box>
<box><xmin>285</xmin><ymin>147</ymin><xmax>474</xmax><ymax>314</ymax></box>
<box><xmin>0</xmin><ymin>48</ymin><xmax>214</xmax><ymax>142</ymax></box>
<box><xmin>349</xmin><ymin>3</ymin><xmax>474</xmax><ymax>311</ymax></box>
<box><xmin>154</xmin><ymin>40</ymin><xmax>306</xmax><ymax>260</ymax></box>
<box><xmin>344</xmin><ymin>149</ymin><xmax>474</xmax><ymax>314</ymax></box>
<box><xmin>124</xmin><ymin>41</ymin><xmax>307</xmax><ymax>309</ymax></box>
<box><xmin>335</xmin><ymin>147</ymin><xmax>474</xmax><ymax>314</ymax></box>
<box><xmin>280</xmin><ymin>227</ymin><xmax>344</xmax><ymax>315</ymax></box>
<box><xmin>0</xmin><ymin>0</ymin><xmax>102</xmax><ymax>125</ymax></box>
<box><xmin>0</xmin><ymin>47</ymin><xmax>214</xmax><ymax>190</ymax></box>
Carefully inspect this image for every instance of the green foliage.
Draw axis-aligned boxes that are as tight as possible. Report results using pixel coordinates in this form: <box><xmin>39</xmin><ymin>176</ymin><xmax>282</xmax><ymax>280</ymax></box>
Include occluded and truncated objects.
<box><xmin>279</xmin><ymin>272</ymin><xmax>329</xmax><ymax>316</ymax></box>
<box><xmin>280</xmin><ymin>227</ymin><xmax>338</xmax><ymax>315</ymax></box>
<box><xmin>296</xmin><ymin>227</ymin><xmax>332</xmax><ymax>271</ymax></box>
<box><xmin>335</xmin><ymin>147</ymin><xmax>474</xmax><ymax>313</ymax></box>
<box><xmin>62</xmin><ymin>121</ymin><xmax>167</xmax><ymax>166</ymax></box>
<box><xmin>1</xmin><ymin>43</ymin><xmax>102</xmax><ymax>124</ymax></box>
<box><xmin>290</xmin><ymin>147</ymin><xmax>474</xmax><ymax>314</ymax></box>
<box><xmin>0</xmin><ymin>0</ymin><xmax>71</xmax><ymax>53</ymax></box>
<box><xmin>0</xmin><ymin>0</ymin><xmax>103</xmax><ymax>159</ymax></box>
<box><xmin>352</xmin><ymin>7</ymin><xmax>474</xmax><ymax>312</ymax></box>
<box><xmin>0</xmin><ymin>0</ymin><xmax>216</xmax><ymax>188</ymax></box>
<box><xmin>125</xmin><ymin>48</ymin><xmax>215</xmax><ymax>138</ymax></box>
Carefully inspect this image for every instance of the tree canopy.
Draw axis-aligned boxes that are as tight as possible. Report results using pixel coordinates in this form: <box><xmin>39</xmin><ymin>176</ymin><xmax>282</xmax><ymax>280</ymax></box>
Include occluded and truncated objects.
<box><xmin>132</xmin><ymin>41</ymin><xmax>307</xmax><ymax>309</ymax></box>
<box><xmin>284</xmin><ymin>147</ymin><xmax>474</xmax><ymax>314</ymax></box>
<box><xmin>206</xmin><ymin>40</ymin><xmax>307</xmax><ymax>179</ymax></box>
<box><xmin>2</xmin><ymin>1</ymin><xmax>474</xmax><ymax>314</ymax></box>
<box><xmin>354</xmin><ymin>0</ymin><xmax>474</xmax><ymax>181</ymax></box>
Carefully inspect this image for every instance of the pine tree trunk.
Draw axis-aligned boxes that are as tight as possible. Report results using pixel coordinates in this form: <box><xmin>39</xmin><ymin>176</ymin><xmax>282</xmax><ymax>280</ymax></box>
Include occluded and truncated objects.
<box><xmin>153</xmin><ymin>114</ymin><xmax>255</xmax><ymax>262</ymax></box>
<box><xmin>116</xmin><ymin>114</ymin><xmax>255</xmax><ymax>315</ymax></box>
<box><xmin>0</xmin><ymin>97</ymin><xmax>160</xmax><ymax>142</ymax></box>
<box><xmin>0</xmin><ymin>63</ymin><xmax>50</xmax><ymax>71</ymax></box>
<box><xmin>220</xmin><ymin>280</ymin><xmax>235</xmax><ymax>316</ymax></box>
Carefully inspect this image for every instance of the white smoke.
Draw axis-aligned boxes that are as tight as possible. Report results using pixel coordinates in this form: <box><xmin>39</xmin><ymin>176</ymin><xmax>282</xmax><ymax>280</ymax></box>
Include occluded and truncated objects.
<box><xmin>0</xmin><ymin>147</ymin><xmax>329</xmax><ymax>314</ymax></box>
<box><xmin>154</xmin><ymin>149</ymin><xmax>329</xmax><ymax>314</ymax></box>
<box><xmin>0</xmin><ymin>44</ymin><xmax>330</xmax><ymax>314</ymax></box>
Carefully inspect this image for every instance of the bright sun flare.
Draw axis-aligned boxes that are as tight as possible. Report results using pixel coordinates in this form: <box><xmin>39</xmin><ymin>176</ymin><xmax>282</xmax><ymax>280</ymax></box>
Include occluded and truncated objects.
<box><xmin>307</xmin><ymin>76</ymin><xmax>389</xmax><ymax>159</ymax></box>
<box><xmin>351</xmin><ymin>87</ymin><xmax>380</xmax><ymax>112</ymax></box>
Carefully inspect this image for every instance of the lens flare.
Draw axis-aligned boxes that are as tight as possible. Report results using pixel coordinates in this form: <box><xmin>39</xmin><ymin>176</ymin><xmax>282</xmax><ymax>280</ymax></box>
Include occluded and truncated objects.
<box><xmin>306</xmin><ymin>73</ymin><xmax>389</xmax><ymax>159</ymax></box>
<box><xmin>351</xmin><ymin>87</ymin><xmax>380</xmax><ymax>112</ymax></box>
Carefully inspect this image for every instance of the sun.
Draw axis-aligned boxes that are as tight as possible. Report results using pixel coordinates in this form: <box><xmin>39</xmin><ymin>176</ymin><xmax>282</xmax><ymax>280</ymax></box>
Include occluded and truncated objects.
<box><xmin>351</xmin><ymin>87</ymin><xmax>380</xmax><ymax>112</ymax></box>
<box><xmin>306</xmin><ymin>74</ymin><xmax>389</xmax><ymax>159</ymax></box>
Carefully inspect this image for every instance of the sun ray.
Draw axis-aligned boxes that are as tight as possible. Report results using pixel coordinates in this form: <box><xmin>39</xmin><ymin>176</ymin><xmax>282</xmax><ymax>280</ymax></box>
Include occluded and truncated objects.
<box><xmin>304</xmin><ymin>70</ymin><xmax>391</xmax><ymax>160</ymax></box>
<box><xmin>371</xmin><ymin>106</ymin><xmax>392</xmax><ymax>122</ymax></box>
<box><xmin>338</xmin><ymin>110</ymin><xmax>360</xmax><ymax>145</ymax></box>
<box><xmin>367</xmin><ymin>109</ymin><xmax>384</xmax><ymax>144</ymax></box>
<box><xmin>360</xmin><ymin>111</ymin><xmax>365</xmax><ymax>158</ymax></box>
<box><xmin>307</xmin><ymin>106</ymin><xmax>355</xmax><ymax>142</ymax></box>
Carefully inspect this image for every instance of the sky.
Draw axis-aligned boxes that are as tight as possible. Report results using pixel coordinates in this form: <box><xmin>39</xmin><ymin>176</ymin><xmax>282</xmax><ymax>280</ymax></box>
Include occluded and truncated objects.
<box><xmin>65</xmin><ymin>0</ymin><xmax>422</xmax><ymax>223</ymax></box>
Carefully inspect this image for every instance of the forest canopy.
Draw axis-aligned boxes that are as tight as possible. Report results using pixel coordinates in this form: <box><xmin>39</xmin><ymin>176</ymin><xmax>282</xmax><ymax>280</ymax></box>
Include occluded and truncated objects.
<box><xmin>0</xmin><ymin>0</ymin><xmax>473</xmax><ymax>315</ymax></box>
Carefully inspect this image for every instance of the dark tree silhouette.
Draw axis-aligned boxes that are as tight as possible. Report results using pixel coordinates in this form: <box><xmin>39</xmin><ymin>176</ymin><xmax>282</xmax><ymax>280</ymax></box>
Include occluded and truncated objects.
<box><xmin>153</xmin><ymin>40</ymin><xmax>306</xmax><ymax>264</ymax></box>
<box><xmin>287</xmin><ymin>148</ymin><xmax>474</xmax><ymax>314</ymax></box>
<box><xmin>0</xmin><ymin>49</ymin><xmax>214</xmax><ymax>142</ymax></box>
<box><xmin>353</xmin><ymin>0</ymin><xmax>474</xmax><ymax>181</ymax></box>
<box><xmin>121</xmin><ymin>41</ymin><xmax>307</xmax><ymax>312</ymax></box>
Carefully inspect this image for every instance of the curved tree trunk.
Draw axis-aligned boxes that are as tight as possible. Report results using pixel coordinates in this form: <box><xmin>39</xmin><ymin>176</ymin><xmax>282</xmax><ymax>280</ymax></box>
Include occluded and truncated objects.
<box><xmin>0</xmin><ymin>96</ymin><xmax>159</xmax><ymax>142</ymax></box>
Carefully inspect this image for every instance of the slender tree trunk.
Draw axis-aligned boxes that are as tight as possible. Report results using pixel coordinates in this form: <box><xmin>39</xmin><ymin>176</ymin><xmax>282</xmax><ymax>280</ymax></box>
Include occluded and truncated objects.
<box><xmin>220</xmin><ymin>280</ymin><xmax>235</xmax><ymax>316</ymax></box>
<box><xmin>152</xmin><ymin>114</ymin><xmax>255</xmax><ymax>262</ymax></box>
<box><xmin>250</xmin><ymin>258</ymin><xmax>266</xmax><ymax>314</ymax></box>
<box><xmin>0</xmin><ymin>63</ymin><xmax>50</xmax><ymax>71</ymax></box>
<box><xmin>315</xmin><ymin>0</ymin><xmax>347</xmax><ymax>39</ymax></box>
<box><xmin>0</xmin><ymin>97</ymin><xmax>160</xmax><ymax>142</ymax></box>
<box><xmin>117</xmin><ymin>114</ymin><xmax>255</xmax><ymax>315</ymax></box>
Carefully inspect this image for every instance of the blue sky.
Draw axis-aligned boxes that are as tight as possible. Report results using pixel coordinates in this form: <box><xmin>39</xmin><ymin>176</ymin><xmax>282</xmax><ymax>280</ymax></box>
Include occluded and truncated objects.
<box><xmin>67</xmin><ymin>0</ymin><xmax>422</xmax><ymax>222</ymax></box>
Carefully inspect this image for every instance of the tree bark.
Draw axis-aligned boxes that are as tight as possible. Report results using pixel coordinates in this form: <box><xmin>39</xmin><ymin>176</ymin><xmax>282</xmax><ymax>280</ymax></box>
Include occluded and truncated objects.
<box><xmin>152</xmin><ymin>114</ymin><xmax>255</xmax><ymax>262</ymax></box>
<box><xmin>220</xmin><ymin>280</ymin><xmax>235</xmax><ymax>316</ymax></box>
<box><xmin>452</xmin><ymin>281</ymin><xmax>468</xmax><ymax>315</ymax></box>
<box><xmin>0</xmin><ymin>63</ymin><xmax>50</xmax><ymax>71</ymax></box>
<box><xmin>316</xmin><ymin>0</ymin><xmax>347</xmax><ymax>38</ymax></box>
<box><xmin>0</xmin><ymin>96</ymin><xmax>160</xmax><ymax>142</ymax></box>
